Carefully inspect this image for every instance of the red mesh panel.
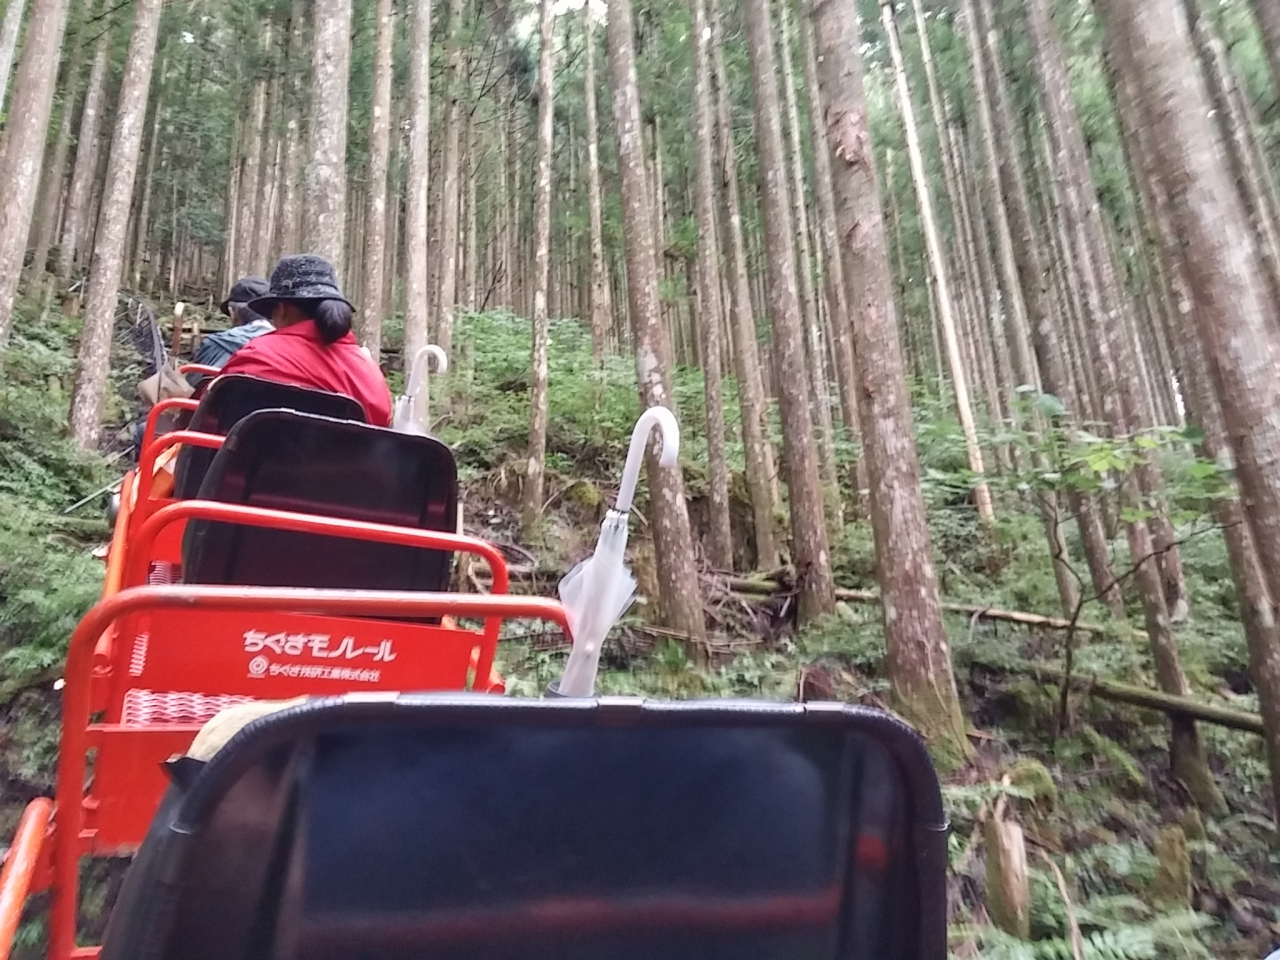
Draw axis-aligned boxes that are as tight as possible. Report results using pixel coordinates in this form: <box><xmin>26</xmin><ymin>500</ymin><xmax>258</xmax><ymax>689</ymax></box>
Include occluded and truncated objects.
<box><xmin>122</xmin><ymin>689</ymin><xmax>256</xmax><ymax>727</ymax></box>
<box><xmin>147</xmin><ymin>562</ymin><xmax>182</xmax><ymax>585</ymax></box>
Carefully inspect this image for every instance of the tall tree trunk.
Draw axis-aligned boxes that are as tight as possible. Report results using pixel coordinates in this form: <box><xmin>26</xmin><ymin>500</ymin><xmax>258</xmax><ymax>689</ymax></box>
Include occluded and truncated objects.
<box><xmin>254</xmin><ymin>74</ymin><xmax>283</xmax><ymax>276</ymax></box>
<box><xmin>29</xmin><ymin>0</ymin><xmax>92</xmax><ymax>284</ymax></box>
<box><xmin>583</xmin><ymin>0</ymin><xmax>611</xmax><ymax>362</ymax></box>
<box><xmin>798</xmin><ymin>7</ymin><xmax>864</xmax><ymax>497</ymax></box>
<box><xmin>961</xmin><ymin>0</ymin><xmax>1078</xmax><ymax>619</ymax></box>
<box><xmin>712</xmin><ymin>7</ymin><xmax>780</xmax><ymax>570</ymax></box>
<box><xmin>67</xmin><ymin>0</ymin><xmax>163</xmax><ymax>445</ymax></box>
<box><xmin>131</xmin><ymin>94</ymin><xmax>163</xmax><ymax>288</ymax></box>
<box><xmin>403</xmin><ymin>0</ymin><xmax>432</xmax><ymax>363</ymax></box>
<box><xmin>814</xmin><ymin>0</ymin><xmax>971</xmax><ymax>768</ymax></box>
<box><xmin>882</xmin><ymin>0</ymin><xmax>995</xmax><ymax>528</ymax></box>
<box><xmin>777</xmin><ymin>0</ymin><xmax>836</xmax><ymax>495</ymax></box>
<box><xmin>1184</xmin><ymin>0</ymin><xmax>1280</xmax><ymax>311</ymax></box>
<box><xmin>692</xmin><ymin>0</ymin><xmax>732</xmax><ymax>571</ymax></box>
<box><xmin>276</xmin><ymin>113</ymin><xmax>302</xmax><ymax>260</ymax></box>
<box><xmin>742</xmin><ymin>0</ymin><xmax>834</xmax><ymax>622</ymax></box>
<box><xmin>360</xmin><ymin>0</ymin><xmax>393</xmax><ymax>358</ymax></box>
<box><xmin>522</xmin><ymin>0</ymin><xmax>555</xmax><ymax>536</ymax></box>
<box><xmin>0</xmin><ymin>0</ymin><xmax>28</xmax><ymax>112</ymax></box>
<box><xmin>303</xmin><ymin>0</ymin><xmax>351</xmax><ymax>275</ymax></box>
<box><xmin>1115</xmin><ymin>34</ymin><xmax>1280</xmax><ymax>817</ymax></box>
<box><xmin>606</xmin><ymin>0</ymin><xmax>706</xmax><ymax>645</ymax></box>
<box><xmin>1030</xmin><ymin>0</ymin><xmax>1220</xmax><ymax>811</ymax></box>
<box><xmin>0</xmin><ymin>0</ymin><xmax>72</xmax><ymax>346</ymax></box>
<box><xmin>57</xmin><ymin>11</ymin><xmax>108</xmax><ymax>283</ymax></box>
<box><xmin>236</xmin><ymin>24</ymin><xmax>271</xmax><ymax>279</ymax></box>
<box><xmin>463</xmin><ymin>118</ymin><xmax>477</xmax><ymax>310</ymax></box>
<box><xmin>1101</xmin><ymin>0</ymin><xmax>1280</xmax><ymax>815</ymax></box>
<box><xmin>436</xmin><ymin>0</ymin><xmax>465</xmax><ymax>357</ymax></box>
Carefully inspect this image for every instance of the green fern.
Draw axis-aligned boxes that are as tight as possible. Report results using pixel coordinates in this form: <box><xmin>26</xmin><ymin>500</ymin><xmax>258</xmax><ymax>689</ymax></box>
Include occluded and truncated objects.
<box><xmin>954</xmin><ymin>911</ymin><xmax>1213</xmax><ymax>959</ymax></box>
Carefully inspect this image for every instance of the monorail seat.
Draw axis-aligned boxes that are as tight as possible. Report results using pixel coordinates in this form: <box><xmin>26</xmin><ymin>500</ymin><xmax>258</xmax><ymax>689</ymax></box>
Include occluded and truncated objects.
<box><xmin>99</xmin><ymin>695</ymin><xmax>949</xmax><ymax>960</ymax></box>
<box><xmin>181</xmin><ymin>409</ymin><xmax>459</xmax><ymax>593</ymax></box>
<box><xmin>172</xmin><ymin>375</ymin><xmax>366</xmax><ymax>500</ymax></box>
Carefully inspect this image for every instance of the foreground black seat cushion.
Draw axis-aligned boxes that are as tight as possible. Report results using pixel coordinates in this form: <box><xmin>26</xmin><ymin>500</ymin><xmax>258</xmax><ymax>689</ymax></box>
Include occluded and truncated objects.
<box><xmin>100</xmin><ymin>695</ymin><xmax>948</xmax><ymax>960</ymax></box>
<box><xmin>172</xmin><ymin>375</ymin><xmax>366</xmax><ymax>500</ymax></box>
<box><xmin>181</xmin><ymin>409</ymin><xmax>458</xmax><ymax>592</ymax></box>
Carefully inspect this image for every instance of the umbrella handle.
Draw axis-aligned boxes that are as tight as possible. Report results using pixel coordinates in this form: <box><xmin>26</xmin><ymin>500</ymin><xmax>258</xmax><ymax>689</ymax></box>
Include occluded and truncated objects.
<box><xmin>408</xmin><ymin>344</ymin><xmax>448</xmax><ymax>430</ymax></box>
<box><xmin>616</xmin><ymin>406</ymin><xmax>680</xmax><ymax>514</ymax></box>
<box><xmin>408</xmin><ymin>344</ymin><xmax>448</xmax><ymax>398</ymax></box>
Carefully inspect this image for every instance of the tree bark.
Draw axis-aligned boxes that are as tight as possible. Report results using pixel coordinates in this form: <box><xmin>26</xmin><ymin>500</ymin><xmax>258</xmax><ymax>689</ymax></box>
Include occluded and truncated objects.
<box><xmin>691</xmin><ymin>0</ymin><xmax>733</xmax><ymax>572</ymax></box>
<box><xmin>56</xmin><ymin>9</ymin><xmax>108</xmax><ymax>283</ymax></box>
<box><xmin>1031</xmin><ymin>0</ymin><xmax>1220</xmax><ymax>811</ymax></box>
<box><xmin>742</xmin><ymin>0</ymin><xmax>835</xmax><ymax>622</ymax></box>
<box><xmin>1121</xmin><ymin>43</ymin><xmax>1280</xmax><ymax>817</ymax></box>
<box><xmin>798</xmin><ymin>7</ymin><xmax>864</xmax><ymax>497</ymax></box>
<box><xmin>67</xmin><ymin>0</ymin><xmax>163</xmax><ymax>445</ymax></box>
<box><xmin>235</xmin><ymin>24</ymin><xmax>271</xmax><ymax>279</ymax></box>
<box><xmin>359</xmin><ymin>0</ymin><xmax>394</xmax><ymax>358</ymax></box>
<box><xmin>0</xmin><ymin>0</ymin><xmax>28</xmax><ymax>113</ymax></box>
<box><xmin>961</xmin><ymin>0</ymin><xmax>1078</xmax><ymax>619</ymax></box>
<box><xmin>29</xmin><ymin>0</ymin><xmax>92</xmax><ymax>284</ymax></box>
<box><xmin>522</xmin><ymin>0</ymin><xmax>555</xmax><ymax>536</ymax></box>
<box><xmin>0</xmin><ymin>0</ymin><xmax>73</xmax><ymax>346</ymax></box>
<box><xmin>813</xmin><ymin>0</ymin><xmax>971</xmax><ymax>767</ymax></box>
<box><xmin>1184</xmin><ymin>0</ymin><xmax>1280</xmax><ymax>313</ymax></box>
<box><xmin>712</xmin><ymin>4</ymin><xmax>780</xmax><ymax>571</ymax></box>
<box><xmin>131</xmin><ymin>93</ymin><xmax>163</xmax><ymax>288</ymax></box>
<box><xmin>582</xmin><ymin>0</ymin><xmax>611</xmax><ymax>362</ymax></box>
<box><xmin>303</xmin><ymin>0</ymin><xmax>351</xmax><ymax>276</ymax></box>
<box><xmin>881</xmin><ymin>0</ymin><xmax>995</xmax><ymax>529</ymax></box>
<box><xmin>606</xmin><ymin>0</ymin><xmax>706</xmax><ymax>644</ymax></box>
<box><xmin>435</xmin><ymin>0</ymin><xmax>465</xmax><ymax>358</ymax></box>
<box><xmin>777</xmin><ymin>0</ymin><xmax>836</xmax><ymax>495</ymax></box>
<box><xmin>1101</xmin><ymin>0</ymin><xmax>1280</xmax><ymax>814</ymax></box>
<box><xmin>403</xmin><ymin>0</ymin><xmax>432</xmax><ymax>363</ymax></box>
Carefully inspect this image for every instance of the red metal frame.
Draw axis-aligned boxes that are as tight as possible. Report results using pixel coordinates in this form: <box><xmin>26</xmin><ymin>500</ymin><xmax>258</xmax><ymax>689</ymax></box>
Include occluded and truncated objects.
<box><xmin>45</xmin><ymin>586</ymin><xmax>572</xmax><ymax>960</ymax></box>
<box><xmin>178</xmin><ymin>364</ymin><xmax>220</xmax><ymax>378</ymax></box>
<box><xmin>138</xmin><ymin>397</ymin><xmax>199</xmax><ymax>456</ymax></box>
<box><xmin>114</xmin><ymin>500</ymin><xmax>511</xmax><ymax>684</ymax></box>
<box><xmin>0</xmin><ymin>798</ymin><xmax>52</xmax><ymax>960</ymax></box>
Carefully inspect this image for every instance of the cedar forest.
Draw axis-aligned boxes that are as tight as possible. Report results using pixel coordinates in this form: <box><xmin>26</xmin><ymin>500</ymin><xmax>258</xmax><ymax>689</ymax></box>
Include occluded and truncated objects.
<box><xmin>1</xmin><ymin>0</ymin><xmax>1280</xmax><ymax>954</ymax></box>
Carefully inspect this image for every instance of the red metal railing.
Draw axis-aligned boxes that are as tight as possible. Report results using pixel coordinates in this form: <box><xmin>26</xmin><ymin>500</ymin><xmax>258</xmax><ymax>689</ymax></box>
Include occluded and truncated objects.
<box><xmin>51</xmin><ymin>586</ymin><xmax>572</xmax><ymax>960</ymax></box>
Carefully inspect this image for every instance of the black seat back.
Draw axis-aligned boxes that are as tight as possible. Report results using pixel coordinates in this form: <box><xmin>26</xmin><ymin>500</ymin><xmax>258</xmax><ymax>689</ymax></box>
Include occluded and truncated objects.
<box><xmin>181</xmin><ymin>409</ymin><xmax>458</xmax><ymax>592</ymax></box>
<box><xmin>101</xmin><ymin>695</ymin><xmax>948</xmax><ymax>960</ymax></box>
<box><xmin>172</xmin><ymin>375</ymin><xmax>366</xmax><ymax>499</ymax></box>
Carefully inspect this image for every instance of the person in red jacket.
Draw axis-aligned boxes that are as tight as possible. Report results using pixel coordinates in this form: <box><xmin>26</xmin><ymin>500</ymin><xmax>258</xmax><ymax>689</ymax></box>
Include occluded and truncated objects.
<box><xmin>222</xmin><ymin>254</ymin><xmax>393</xmax><ymax>425</ymax></box>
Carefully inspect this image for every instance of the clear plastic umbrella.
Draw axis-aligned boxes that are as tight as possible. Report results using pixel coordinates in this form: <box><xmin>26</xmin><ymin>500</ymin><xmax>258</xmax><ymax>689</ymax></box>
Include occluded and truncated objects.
<box><xmin>556</xmin><ymin>406</ymin><xmax>680</xmax><ymax>697</ymax></box>
<box><xmin>393</xmin><ymin>344</ymin><xmax>448</xmax><ymax>436</ymax></box>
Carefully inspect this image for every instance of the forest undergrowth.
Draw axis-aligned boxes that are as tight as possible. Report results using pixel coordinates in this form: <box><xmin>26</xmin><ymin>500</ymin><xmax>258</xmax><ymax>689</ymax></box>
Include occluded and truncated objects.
<box><xmin>1</xmin><ymin>299</ymin><xmax>1277</xmax><ymax>958</ymax></box>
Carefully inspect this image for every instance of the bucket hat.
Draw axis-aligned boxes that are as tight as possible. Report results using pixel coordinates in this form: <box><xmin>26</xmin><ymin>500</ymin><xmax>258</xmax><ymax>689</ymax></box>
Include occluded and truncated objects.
<box><xmin>218</xmin><ymin>275</ymin><xmax>270</xmax><ymax>316</ymax></box>
<box><xmin>247</xmin><ymin>254</ymin><xmax>352</xmax><ymax>317</ymax></box>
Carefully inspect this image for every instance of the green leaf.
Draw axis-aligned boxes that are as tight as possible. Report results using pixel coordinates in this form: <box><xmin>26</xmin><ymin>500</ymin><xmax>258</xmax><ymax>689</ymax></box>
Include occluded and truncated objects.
<box><xmin>1033</xmin><ymin>392</ymin><xmax>1068</xmax><ymax>418</ymax></box>
<box><xmin>1182</xmin><ymin>424</ymin><xmax>1206</xmax><ymax>444</ymax></box>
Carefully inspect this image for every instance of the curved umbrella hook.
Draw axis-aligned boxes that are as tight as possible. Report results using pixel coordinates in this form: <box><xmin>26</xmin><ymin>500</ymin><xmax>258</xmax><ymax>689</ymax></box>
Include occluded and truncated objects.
<box><xmin>408</xmin><ymin>344</ymin><xmax>448</xmax><ymax>397</ymax></box>
<box><xmin>615</xmin><ymin>406</ymin><xmax>680</xmax><ymax>515</ymax></box>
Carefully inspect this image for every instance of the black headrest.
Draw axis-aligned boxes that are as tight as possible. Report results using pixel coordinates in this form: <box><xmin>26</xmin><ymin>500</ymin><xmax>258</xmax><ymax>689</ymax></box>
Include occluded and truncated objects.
<box><xmin>101</xmin><ymin>695</ymin><xmax>948</xmax><ymax>960</ymax></box>
<box><xmin>181</xmin><ymin>410</ymin><xmax>458</xmax><ymax>592</ymax></box>
<box><xmin>173</xmin><ymin>375</ymin><xmax>366</xmax><ymax>499</ymax></box>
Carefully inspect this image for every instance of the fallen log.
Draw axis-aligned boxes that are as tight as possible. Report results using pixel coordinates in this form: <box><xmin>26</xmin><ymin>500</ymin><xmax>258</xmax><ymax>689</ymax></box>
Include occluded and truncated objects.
<box><xmin>982</xmin><ymin>661</ymin><xmax>1265</xmax><ymax>736</ymax></box>
<box><xmin>467</xmin><ymin>567</ymin><xmax>1264</xmax><ymax>735</ymax></box>
<box><xmin>474</xmin><ymin>567</ymin><xmax>1111</xmax><ymax>634</ymax></box>
<box><xmin>722</xmin><ymin>576</ymin><xmax>1111</xmax><ymax>636</ymax></box>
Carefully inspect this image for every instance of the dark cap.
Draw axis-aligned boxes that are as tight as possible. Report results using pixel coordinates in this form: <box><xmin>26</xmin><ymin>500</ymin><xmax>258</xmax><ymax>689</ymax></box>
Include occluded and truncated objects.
<box><xmin>219</xmin><ymin>276</ymin><xmax>271</xmax><ymax>316</ymax></box>
<box><xmin>247</xmin><ymin>254</ymin><xmax>352</xmax><ymax>318</ymax></box>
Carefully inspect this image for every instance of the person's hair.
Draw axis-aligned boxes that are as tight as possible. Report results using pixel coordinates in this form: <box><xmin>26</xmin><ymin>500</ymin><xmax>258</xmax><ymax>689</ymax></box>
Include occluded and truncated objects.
<box><xmin>301</xmin><ymin>298</ymin><xmax>353</xmax><ymax>344</ymax></box>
